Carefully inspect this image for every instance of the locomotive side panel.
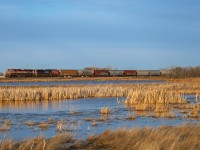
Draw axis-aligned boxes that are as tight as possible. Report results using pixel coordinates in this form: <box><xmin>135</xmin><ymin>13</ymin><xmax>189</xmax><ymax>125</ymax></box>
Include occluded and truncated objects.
<box><xmin>6</xmin><ymin>69</ymin><xmax>34</xmax><ymax>77</ymax></box>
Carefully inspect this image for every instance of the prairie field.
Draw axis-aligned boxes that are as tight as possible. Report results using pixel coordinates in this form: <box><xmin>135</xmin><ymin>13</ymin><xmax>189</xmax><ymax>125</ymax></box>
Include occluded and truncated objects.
<box><xmin>0</xmin><ymin>77</ymin><xmax>200</xmax><ymax>149</ymax></box>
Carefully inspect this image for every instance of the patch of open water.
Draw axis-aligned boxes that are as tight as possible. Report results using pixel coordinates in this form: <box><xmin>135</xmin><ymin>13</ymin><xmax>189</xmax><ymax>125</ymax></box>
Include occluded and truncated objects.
<box><xmin>0</xmin><ymin>96</ymin><xmax>199</xmax><ymax>140</ymax></box>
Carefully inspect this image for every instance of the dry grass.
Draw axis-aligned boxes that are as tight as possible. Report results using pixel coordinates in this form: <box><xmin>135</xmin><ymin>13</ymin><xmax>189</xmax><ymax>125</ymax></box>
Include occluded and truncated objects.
<box><xmin>1</xmin><ymin>125</ymin><xmax>200</xmax><ymax>150</ymax></box>
<box><xmin>1</xmin><ymin>78</ymin><xmax>200</xmax><ymax>101</ymax></box>
<box><xmin>0</xmin><ymin>119</ymin><xmax>12</xmax><ymax>131</ymax></box>
<box><xmin>125</xmin><ymin>85</ymin><xmax>188</xmax><ymax>113</ymax></box>
<box><xmin>83</xmin><ymin>125</ymin><xmax>200</xmax><ymax>150</ymax></box>
<box><xmin>100</xmin><ymin>107</ymin><xmax>110</xmax><ymax>114</ymax></box>
<box><xmin>0</xmin><ymin>84</ymin><xmax>130</xmax><ymax>101</ymax></box>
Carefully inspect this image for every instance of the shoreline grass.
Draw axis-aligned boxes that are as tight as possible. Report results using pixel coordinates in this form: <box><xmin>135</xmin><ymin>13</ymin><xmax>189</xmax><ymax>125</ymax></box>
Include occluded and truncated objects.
<box><xmin>1</xmin><ymin>125</ymin><xmax>200</xmax><ymax>150</ymax></box>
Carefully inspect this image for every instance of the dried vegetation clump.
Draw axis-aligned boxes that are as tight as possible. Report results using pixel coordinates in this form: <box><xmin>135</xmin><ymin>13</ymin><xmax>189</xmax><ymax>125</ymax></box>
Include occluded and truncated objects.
<box><xmin>100</xmin><ymin>107</ymin><xmax>110</xmax><ymax>114</ymax></box>
<box><xmin>125</xmin><ymin>85</ymin><xmax>200</xmax><ymax>118</ymax></box>
<box><xmin>1</xmin><ymin>125</ymin><xmax>200</xmax><ymax>150</ymax></box>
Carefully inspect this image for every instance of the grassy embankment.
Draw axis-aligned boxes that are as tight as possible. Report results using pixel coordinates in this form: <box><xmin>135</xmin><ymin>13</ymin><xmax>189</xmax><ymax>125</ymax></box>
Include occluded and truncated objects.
<box><xmin>0</xmin><ymin>125</ymin><xmax>200</xmax><ymax>150</ymax></box>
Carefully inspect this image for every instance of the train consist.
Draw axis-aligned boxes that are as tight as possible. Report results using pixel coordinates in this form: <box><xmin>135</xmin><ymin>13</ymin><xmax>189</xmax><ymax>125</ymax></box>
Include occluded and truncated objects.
<box><xmin>5</xmin><ymin>69</ymin><xmax>171</xmax><ymax>78</ymax></box>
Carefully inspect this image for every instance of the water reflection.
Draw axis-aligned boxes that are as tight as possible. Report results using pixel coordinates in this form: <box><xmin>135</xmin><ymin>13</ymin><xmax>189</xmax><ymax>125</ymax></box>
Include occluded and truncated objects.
<box><xmin>0</xmin><ymin>96</ymin><xmax>199</xmax><ymax>140</ymax></box>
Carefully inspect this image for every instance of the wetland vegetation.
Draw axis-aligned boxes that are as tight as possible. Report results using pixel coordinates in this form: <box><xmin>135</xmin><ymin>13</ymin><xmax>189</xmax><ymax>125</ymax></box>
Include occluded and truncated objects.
<box><xmin>0</xmin><ymin>77</ymin><xmax>200</xmax><ymax>149</ymax></box>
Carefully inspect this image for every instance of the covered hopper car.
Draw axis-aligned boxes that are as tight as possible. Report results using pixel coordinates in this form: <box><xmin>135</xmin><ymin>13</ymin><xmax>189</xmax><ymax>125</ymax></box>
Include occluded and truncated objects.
<box><xmin>78</xmin><ymin>70</ymin><xmax>94</xmax><ymax>77</ymax></box>
<box><xmin>109</xmin><ymin>70</ymin><xmax>124</xmax><ymax>76</ymax></box>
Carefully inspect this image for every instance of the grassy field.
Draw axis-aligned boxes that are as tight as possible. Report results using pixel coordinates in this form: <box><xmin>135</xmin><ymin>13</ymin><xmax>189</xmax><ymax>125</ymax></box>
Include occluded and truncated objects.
<box><xmin>1</xmin><ymin>125</ymin><xmax>200</xmax><ymax>150</ymax></box>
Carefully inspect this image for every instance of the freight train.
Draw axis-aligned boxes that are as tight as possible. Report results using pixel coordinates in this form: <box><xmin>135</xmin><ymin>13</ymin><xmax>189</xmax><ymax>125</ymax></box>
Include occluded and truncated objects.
<box><xmin>5</xmin><ymin>69</ymin><xmax>171</xmax><ymax>78</ymax></box>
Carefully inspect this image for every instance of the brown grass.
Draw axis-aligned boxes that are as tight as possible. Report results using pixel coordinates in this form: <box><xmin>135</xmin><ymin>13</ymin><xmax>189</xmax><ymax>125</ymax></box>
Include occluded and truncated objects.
<box><xmin>1</xmin><ymin>77</ymin><xmax>200</xmax><ymax>101</ymax></box>
<box><xmin>0</xmin><ymin>84</ymin><xmax>130</xmax><ymax>101</ymax></box>
<box><xmin>1</xmin><ymin>125</ymin><xmax>200</xmax><ymax>150</ymax></box>
<box><xmin>84</xmin><ymin>125</ymin><xmax>200</xmax><ymax>150</ymax></box>
<box><xmin>100</xmin><ymin>107</ymin><xmax>110</xmax><ymax>114</ymax></box>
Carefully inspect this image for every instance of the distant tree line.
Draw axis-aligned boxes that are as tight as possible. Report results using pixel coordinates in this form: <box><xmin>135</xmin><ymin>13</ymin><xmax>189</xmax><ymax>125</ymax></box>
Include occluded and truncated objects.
<box><xmin>169</xmin><ymin>66</ymin><xmax>200</xmax><ymax>78</ymax></box>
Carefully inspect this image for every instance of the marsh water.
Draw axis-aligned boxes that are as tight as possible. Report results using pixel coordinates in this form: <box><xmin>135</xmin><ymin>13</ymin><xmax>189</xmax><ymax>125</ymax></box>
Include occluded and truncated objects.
<box><xmin>0</xmin><ymin>95</ymin><xmax>199</xmax><ymax>140</ymax></box>
<box><xmin>0</xmin><ymin>80</ymin><xmax>164</xmax><ymax>86</ymax></box>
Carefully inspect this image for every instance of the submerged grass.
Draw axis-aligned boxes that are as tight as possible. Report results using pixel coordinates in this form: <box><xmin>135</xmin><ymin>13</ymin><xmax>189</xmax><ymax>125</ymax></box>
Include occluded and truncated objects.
<box><xmin>1</xmin><ymin>125</ymin><xmax>200</xmax><ymax>150</ymax></box>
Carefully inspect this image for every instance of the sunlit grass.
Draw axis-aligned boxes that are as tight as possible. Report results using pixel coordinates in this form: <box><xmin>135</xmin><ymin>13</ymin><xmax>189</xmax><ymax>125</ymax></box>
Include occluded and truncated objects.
<box><xmin>1</xmin><ymin>125</ymin><xmax>200</xmax><ymax>150</ymax></box>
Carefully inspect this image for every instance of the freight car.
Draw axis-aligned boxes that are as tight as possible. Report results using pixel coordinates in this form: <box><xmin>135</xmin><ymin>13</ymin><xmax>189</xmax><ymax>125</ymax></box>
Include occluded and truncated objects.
<box><xmin>93</xmin><ymin>70</ymin><xmax>110</xmax><ymax>76</ymax></box>
<box><xmin>123</xmin><ymin>70</ymin><xmax>137</xmax><ymax>76</ymax></box>
<box><xmin>60</xmin><ymin>70</ymin><xmax>78</xmax><ymax>77</ymax></box>
<box><xmin>109</xmin><ymin>70</ymin><xmax>124</xmax><ymax>76</ymax></box>
<box><xmin>5</xmin><ymin>69</ymin><xmax>34</xmax><ymax>78</ymax></box>
<box><xmin>137</xmin><ymin>70</ymin><xmax>150</xmax><ymax>76</ymax></box>
<box><xmin>148</xmin><ymin>70</ymin><xmax>161</xmax><ymax>76</ymax></box>
<box><xmin>78</xmin><ymin>70</ymin><xmax>94</xmax><ymax>77</ymax></box>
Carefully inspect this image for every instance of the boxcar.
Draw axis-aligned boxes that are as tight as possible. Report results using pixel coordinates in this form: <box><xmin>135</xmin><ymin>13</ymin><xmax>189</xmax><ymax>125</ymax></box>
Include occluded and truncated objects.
<box><xmin>78</xmin><ymin>70</ymin><xmax>94</xmax><ymax>77</ymax></box>
<box><xmin>93</xmin><ymin>70</ymin><xmax>110</xmax><ymax>76</ymax></box>
<box><xmin>137</xmin><ymin>70</ymin><xmax>150</xmax><ymax>76</ymax></box>
<box><xmin>60</xmin><ymin>70</ymin><xmax>78</xmax><ymax>77</ymax></box>
<box><xmin>149</xmin><ymin>70</ymin><xmax>161</xmax><ymax>76</ymax></box>
<box><xmin>6</xmin><ymin>69</ymin><xmax>34</xmax><ymax>78</ymax></box>
<box><xmin>109</xmin><ymin>70</ymin><xmax>124</xmax><ymax>76</ymax></box>
<box><xmin>123</xmin><ymin>70</ymin><xmax>137</xmax><ymax>76</ymax></box>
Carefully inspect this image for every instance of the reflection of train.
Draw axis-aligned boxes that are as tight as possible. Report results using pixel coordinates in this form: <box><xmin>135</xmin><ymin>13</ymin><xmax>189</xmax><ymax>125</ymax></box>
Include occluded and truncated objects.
<box><xmin>5</xmin><ymin>69</ymin><xmax>171</xmax><ymax>78</ymax></box>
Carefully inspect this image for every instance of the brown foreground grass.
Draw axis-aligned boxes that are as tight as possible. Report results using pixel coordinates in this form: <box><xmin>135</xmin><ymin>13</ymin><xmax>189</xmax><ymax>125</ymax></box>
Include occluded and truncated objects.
<box><xmin>1</xmin><ymin>125</ymin><xmax>200</xmax><ymax>150</ymax></box>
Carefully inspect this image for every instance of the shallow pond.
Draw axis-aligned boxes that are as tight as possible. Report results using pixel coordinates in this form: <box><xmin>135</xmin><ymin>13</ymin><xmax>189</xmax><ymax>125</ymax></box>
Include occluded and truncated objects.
<box><xmin>0</xmin><ymin>96</ymin><xmax>199</xmax><ymax>140</ymax></box>
<box><xmin>0</xmin><ymin>80</ymin><xmax>164</xmax><ymax>86</ymax></box>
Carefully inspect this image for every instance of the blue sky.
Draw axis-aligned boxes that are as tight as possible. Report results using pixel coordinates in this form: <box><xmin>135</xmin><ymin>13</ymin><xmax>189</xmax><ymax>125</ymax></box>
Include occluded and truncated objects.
<box><xmin>0</xmin><ymin>0</ymin><xmax>200</xmax><ymax>73</ymax></box>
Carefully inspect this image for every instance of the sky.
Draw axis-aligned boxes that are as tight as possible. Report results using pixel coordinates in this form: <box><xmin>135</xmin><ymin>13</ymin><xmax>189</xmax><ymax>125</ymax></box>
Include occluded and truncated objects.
<box><xmin>0</xmin><ymin>0</ymin><xmax>200</xmax><ymax>73</ymax></box>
